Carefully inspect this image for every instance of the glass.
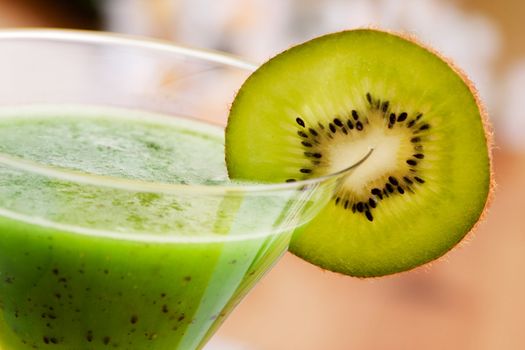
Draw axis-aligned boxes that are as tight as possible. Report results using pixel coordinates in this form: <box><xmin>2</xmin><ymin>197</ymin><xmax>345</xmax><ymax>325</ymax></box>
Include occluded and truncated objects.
<box><xmin>0</xmin><ymin>29</ymin><xmax>369</xmax><ymax>350</ymax></box>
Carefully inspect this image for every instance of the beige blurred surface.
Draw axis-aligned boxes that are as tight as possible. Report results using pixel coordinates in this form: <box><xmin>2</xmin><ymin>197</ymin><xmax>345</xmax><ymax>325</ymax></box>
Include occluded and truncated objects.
<box><xmin>1</xmin><ymin>1</ymin><xmax>523</xmax><ymax>349</ymax></box>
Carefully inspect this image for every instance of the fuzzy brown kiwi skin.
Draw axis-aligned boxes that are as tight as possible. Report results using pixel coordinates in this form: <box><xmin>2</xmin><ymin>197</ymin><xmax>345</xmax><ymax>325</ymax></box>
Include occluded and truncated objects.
<box><xmin>288</xmin><ymin>28</ymin><xmax>495</xmax><ymax>279</ymax></box>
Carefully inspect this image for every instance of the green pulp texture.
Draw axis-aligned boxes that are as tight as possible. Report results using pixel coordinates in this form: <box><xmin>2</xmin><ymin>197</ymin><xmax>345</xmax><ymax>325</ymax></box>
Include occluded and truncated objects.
<box><xmin>226</xmin><ymin>29</ymin><xmax>491</xmax><ymax>277</ymax></box>
<box><xmin>0</xmin><ymin>107</ymin><xmax>290</xmax><ymax>349</ymax></box>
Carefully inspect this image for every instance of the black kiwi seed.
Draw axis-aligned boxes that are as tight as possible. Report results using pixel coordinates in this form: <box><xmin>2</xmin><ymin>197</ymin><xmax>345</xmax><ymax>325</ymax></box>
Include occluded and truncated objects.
<box><xmin>286</xmin><ymin>179</ymin><xmax>296</xmax><ymax>183</ymax></box>
<box><xmin>351</xmin><ymin>204</ymin><xmax>356</xmax><ymax>213</ymax></box>
<box><xmin>344</xmin><ymin>200</ymin><xmax>349</xmax><ymax>209</ymax></box>
<box><xmin>347</xmin><ymin>120</ymin><xmax>354</xmax><ymax>129</ymax></box>
<box><xmin>309</xmin><ymin>128</ymin><xmax>318</xmax><ymax>136</ymax></box>
<box><xmin>414</xmin><ymin>153</ymin><xmax>424</xmax><ymax>159</ymax></box>
<box><xmin>298</xmin><ymin>131</ymin><xmax>308</xmax><ymax>138</ymax></box>
<box><xmin>406</xmin><ymin>159</ymin><xmax>417</xmax><ymax>166</ymax></box>
<box><xmin>397</xmin><ymin>112</ymin><xmax>408</xmax><ymax>122</ymax></box>
<box><xmin>300</xmin><ymin>168</ymin><xmax>312</xmax><ymax>173</ymax></box>
<box><xmin>371</xmin><ymin>188</ymin><xmax>382</xmax><ymax>196</ymax></box>
<box><xmin>365</xmin><ymin>210</ymin><xmax>373</xmax><ymax>221</ymax></box>
<box><xmin>296</xmin><ymin>117</ymin><xmax>305</xmax><ymax>127</ymax></box>
<box><xmin>388</xmin><ymin>176</ymin><xmax>398</xmax><ymax>186</ymax></box>
<box><xmin>368</xmin><ymin>198</ymin><xmax>377</xmax><ymax>208</ymax></box>
<box><xmin>410</xmin><ymin>137</ymin><xmax>420</xmax><ymax>143</ymax></box>
<box><xmin>356</xmin><ymin>121</ymin><xmax>363</xmax><ymax>130</ymax></box>
<box><xmin>312</xmin><ymin>153</ymin><xmax>322</xmax><ymax>158</ymax></box>
<box><xmin>301</xmin><ymin>141</ymin><xmax>313</xmax><ymax>147</ymax></box>
<box><xmin>385</xmin><ymin>183</ymin><xmax>394</xmax><ymax>193</ymax></box>
<box><xmin>341</xmin><ymin>127</ymin><xmax>348</xmax><ymax>135</ymax></box>
<box><xmin>329</xmin><ymin>123</ymin><xmax>336</xmax><ymax>133</ymax></box>
<box><xmin>335</xmin><ymin>197</ymin><xmax>341</xmax><ymax>205</ymax></box>
<box><xmin>407</xmin><ymin>120</ymin><xmax>416</xmax><ymax>128</ymax></box>
<box><xmin>352</xmin><ymin>110</ymin><xmax>359</xmax><ymax>120</ymax></box>
<box><xmin>389</xmin><ymin>113</ymin><xmax>396</xmax><ymax>124</ymax></box>
<box><xmin>366</xmin><ymin>92</ymin><xmax>372</xmax><ymax>105</ymax></box>
<box><xmin>334</xmin><ymin>118</ymin><xmax>343</xmax><ymax>127</ymax></box>
<box><xmin>381</xmin><ymin>101</ymin><xmax>389</xmax><ymax>112</ymax></box>
<box><xmin>414</xmin><ymin>176</ymin><xmax>425</xmax><ymax>183</ymax></box>
<box><xmin>418</xmin><ymin>124</ymin><xmax>430</xmax><ymax>131</ymax></box>
<box><xmin>397</xmin><ymin>187</ymin><xmax>405</xmax><ymax>194</ymax></box>
<box><xmin>356</xmin><ymin>202</ymin><xmax>364</xmax><ymax>212</ymax></box>
<box><xmin>403</xmin><ymin>176</ymin><xmax>413</xmax><ymax>184</ymax></box>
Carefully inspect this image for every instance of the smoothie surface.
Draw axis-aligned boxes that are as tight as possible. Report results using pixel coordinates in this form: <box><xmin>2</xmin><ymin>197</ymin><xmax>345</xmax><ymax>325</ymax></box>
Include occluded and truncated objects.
<box><xmin>0</xmin><ymin>105</ymin><xmax>228</xmax><ymax>184</ymax></box>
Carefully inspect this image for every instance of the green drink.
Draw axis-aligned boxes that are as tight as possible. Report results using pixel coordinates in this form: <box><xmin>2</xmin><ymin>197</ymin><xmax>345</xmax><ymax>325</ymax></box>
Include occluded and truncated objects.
<box><xmin>0</xmin><ymin>106</ymin><xmax>290</xmax><ymax>349</ymax></box>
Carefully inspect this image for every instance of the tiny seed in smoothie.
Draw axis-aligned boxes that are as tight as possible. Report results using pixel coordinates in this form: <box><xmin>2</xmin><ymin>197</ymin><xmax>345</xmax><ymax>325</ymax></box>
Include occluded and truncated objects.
<box><xmin>130</xmin><ymin>315</ymin><xmax>138</xmax><ymax>324</ymax></box>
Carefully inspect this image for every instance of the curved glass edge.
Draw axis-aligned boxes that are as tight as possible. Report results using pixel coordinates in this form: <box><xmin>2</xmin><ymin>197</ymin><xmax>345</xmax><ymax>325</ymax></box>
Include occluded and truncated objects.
<box><xmin>0</xmin><ymin>147</ymin><xmax>373</xmax><ymax>195</ymax></box>
<box><xmin>0</xmin><ymin>28</ymin><xmax>259</xmax><ymax>71</ymax></box>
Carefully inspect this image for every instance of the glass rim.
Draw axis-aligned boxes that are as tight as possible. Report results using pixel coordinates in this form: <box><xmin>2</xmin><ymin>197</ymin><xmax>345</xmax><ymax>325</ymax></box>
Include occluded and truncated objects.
<box><xmin>0</xmin><ymin>28</ymin><xmax>372</xmax><ymax>194</ymax></box>
<box><xmin>0</xmin><ymin>28</ymin><xmax>258</xmax><ymax>71</ymax></box>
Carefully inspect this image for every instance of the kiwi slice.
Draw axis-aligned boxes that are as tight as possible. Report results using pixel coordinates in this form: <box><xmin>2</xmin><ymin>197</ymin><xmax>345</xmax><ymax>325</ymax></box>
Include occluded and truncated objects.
<box><xmin>225</xmin><ymin>29</ymin><xmax>492</xmax><ymax>277</ymax></box>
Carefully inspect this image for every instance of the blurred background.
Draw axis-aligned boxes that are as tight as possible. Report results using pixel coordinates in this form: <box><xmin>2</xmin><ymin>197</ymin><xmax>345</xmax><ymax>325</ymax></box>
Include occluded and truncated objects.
<box><xmin>1</xmin><ymin>0</ymin><xmax>523</xmax><ymax>349</ymax></box>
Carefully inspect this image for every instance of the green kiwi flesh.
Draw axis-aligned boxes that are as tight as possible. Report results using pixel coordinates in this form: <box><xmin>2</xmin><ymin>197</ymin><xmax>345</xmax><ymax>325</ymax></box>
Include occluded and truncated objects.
<box><xmin>225</xmin><ymin>29</ymin><xmax>491</xmax><ymax>277</ymax></box>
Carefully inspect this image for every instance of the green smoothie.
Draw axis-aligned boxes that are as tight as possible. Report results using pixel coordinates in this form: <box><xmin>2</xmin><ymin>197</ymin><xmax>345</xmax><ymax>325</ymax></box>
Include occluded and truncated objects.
<box><xmin>0</xmin><ymin>106</ymin><xmax>291</xmax><ymax>349</ymax></box>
